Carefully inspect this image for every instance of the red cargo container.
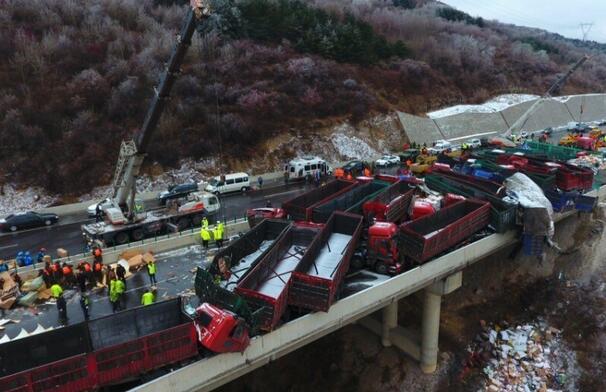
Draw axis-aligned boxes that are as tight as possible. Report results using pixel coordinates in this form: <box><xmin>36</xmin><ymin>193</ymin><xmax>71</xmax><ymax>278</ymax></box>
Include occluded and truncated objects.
<box><xmin>362</xmin><ymin>182</ymin><xmax>414</xmax><ymax>223</ymax></box>
<box><xmin>282</xmin><ymin>179</ymin><xmax>357</xmax><ymax>221</ymax></box>
<box><xmin>289</xmin><ymin>212</ymin><xmax>364</xmax><ymax>312</ymax></box>
<box><xmin>399</xmin><ymin>199</ymin><xmax>491</xmax><ymax>262</ymax></box>
<box><xmin>236</xmin><ymin>225</ymin><xmax>321</xmax><ymax>330</ymax></box>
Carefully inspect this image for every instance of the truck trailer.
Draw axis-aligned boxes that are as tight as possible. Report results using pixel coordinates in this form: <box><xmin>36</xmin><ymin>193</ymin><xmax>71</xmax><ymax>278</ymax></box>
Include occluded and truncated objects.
<box><xmin>289</xmin><ymin>212</ymin><xmax>364</xmax><ymax>312</ymax></box>
<box><xmin>361</xmin><ymin>181</ymin><xmax>415</xmax><ymax>223</ymax></box>
<box><xmin>0</xmin><ymin>298</ymin><xmax>249</xmax><ymax>392</ymax></box>
<box><xmin>236</xmin><ymin>224</ymin><xmax>322</xmax><ymax>331</ymax></box>
<box><xmin>282</xmin><ymin>179</ymin><xmax>357</xmax><ymax>221</ymax></box>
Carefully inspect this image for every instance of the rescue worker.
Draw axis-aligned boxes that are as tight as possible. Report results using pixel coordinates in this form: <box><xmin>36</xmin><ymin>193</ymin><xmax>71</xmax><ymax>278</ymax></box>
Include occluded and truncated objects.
<box><xmin>218</xmin><ymin>221</ymin><xmax>225</xmax><ymax>240</ymax></box>
<box><xmin>116</xmin><ymin>263</ymin><xmax>126</xmax><ymax>284</ymax></box>
<box><xmin>109</xmin><ymin>278</ymin><xmax>119</xmax><ymax>313</ymax></box>
<box><xmin>62</xmin><ymin>263</ymin><xmax>74</xmax><ymax>286</ymax></box>
<box><xmin>95</xmin><ymin>203</ymin><xmax>103</xmax><ymax>222</ymax></box>
<box><xmin>214</xmin><ymin>225</ymin><xmax>224</xmax><ymax>248</ymax></box>
<box><xmin>363</xmin><ymin>167</ymin><xmax>371</xmax><ymax>177</ymax></box>
<box><xmin>141</xmin><ymin>288</ymin><xmax>155</xmax><ymax>306</ymax></box>
<box><xmin>147</xmin><ymin>259</ymin><xmax>157</xmax><ymax>286</ymax></box>
<box><xmin>50</xmin><ymin>282</ymin><xmax>63</xmax><ymax>299</ymax></box>
<box><xmin>36</xmin><ymin>248</ymin><xmax>46</xmax><ymax>265</ymax></box>
<box><xmin>257</xmin><ymin>176</ymin><xmax>263</xmax><ymax>189</ymax></box>
<box><xmin>42</xmin><ymin>260</ymin><xmax>53</xmax><ymax>286</ymax></box>
<box><xmin>114</xmin><ymin>278</ymin><xmax>126</xmax><ymax>310</ymax></box>
<box><xmin>200</xmin><ymin>226</ymin><xmax>211</xmax><ymax>249</ymax></box>
<box><xmin>201</xmin><ymin>217</ymin><xmax>209</xmax><ymax>230</ymax></box>
<box><xmin>334</xmin><ymin>167</ymin><xmax>344</xmax><ymax>179</ymax></box>
<box><xmin>92</xmin><ymin>246</ymin><xmax>103</xmax><ymax>264</ymax></box>
<box><xmin>314</xmin><ymin>170</ymin><xmax>321</xmax><ymax>187</ymax></box>
<box><xmin>76</xmin><ymin>268</ymin><xmax>87</xmax><ymax>293</ymax></box>
<box><xmin>52</xmin><ymin>261</ymin><xmax>63</xmax><ymax>283</ymax></box>
<box><xmin>345</xmin><ymin>172</ymin><xmax>353</xmax><ymax>181</ymax></box>
<box><xmin>80</xmin><ymin>294</ymin><xmax>90</xmax><ymax>320</ymax></box>
<box><xmin>93</xmin><ymin>259</ymin><xmax>103</xmax><ymax>285</ymax></box>
<box><xmin>56</xmin><ymin>292</ymin><xmax>68</xmax><ymax>324</ymax></box>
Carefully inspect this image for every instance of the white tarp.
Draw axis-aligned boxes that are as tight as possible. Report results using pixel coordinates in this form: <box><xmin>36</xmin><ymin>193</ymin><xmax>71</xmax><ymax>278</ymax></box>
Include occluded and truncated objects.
<box><xmin>504</xmin><ymin>173</ymin><xmax>554</xmax><ymax>236</ymax></box>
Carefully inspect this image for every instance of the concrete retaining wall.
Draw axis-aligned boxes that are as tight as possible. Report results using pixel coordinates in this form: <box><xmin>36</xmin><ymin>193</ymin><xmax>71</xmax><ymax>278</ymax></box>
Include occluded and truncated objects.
<box><xmin>399</xmin><ymin>93</ymin><xmax>606</xmax><ymax>144</ymax></box>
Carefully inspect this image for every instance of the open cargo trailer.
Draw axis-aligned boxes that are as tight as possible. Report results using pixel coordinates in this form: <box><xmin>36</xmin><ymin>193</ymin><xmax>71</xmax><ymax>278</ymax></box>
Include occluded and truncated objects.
<box><xmin>282</xmin><ymin>179</ymin><xmax>357</xmax><ymax>221</ymax></box>
<box><xmin>311</xmin><ymin>180</ymin><xmax>391</xmax><ymax>223</ymax></box>
<box><xmin>425</xmin><ymin>174</ymin><xmax>517</xmax><ymax>234</ymax></box>
<box><xmin>209</xmin><ymin>219</ymin><xmax>292</xmax><ymax>294</ymax></box>
<box><xmin>235</xmin><ymin>224</ymin><xmax>322</xmax><ymax>331</ymax></box>
<box><xmin>289</xmin><ymin>212</ymin><xmax>364</xmax><ymax>312</ymax></box>
<box><xmin>399</xmin><ymin>199</ymin><xmax>491</xmax><ymax>263</ymax></box>
<box><xmin>362</xmin><ymin>181</ymin><xmax>415</xmax><ymax>223</ymax></box>
<box><xmin>0</xmin><ymin>298</ymin><xmax>198</xmax><ymax>392</ymax></box>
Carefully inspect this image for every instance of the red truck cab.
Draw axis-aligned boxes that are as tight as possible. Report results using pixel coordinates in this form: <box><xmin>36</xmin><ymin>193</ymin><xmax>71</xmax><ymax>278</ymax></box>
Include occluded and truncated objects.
<box><xmin>194</xmin><ymin>303</ymin><xmax>250</xmax><ymax>353</ymax></box>
<box><xmin>363</xmin><ymin>222</ymin><xmax>401</xmax><ymax>274</ymax></box>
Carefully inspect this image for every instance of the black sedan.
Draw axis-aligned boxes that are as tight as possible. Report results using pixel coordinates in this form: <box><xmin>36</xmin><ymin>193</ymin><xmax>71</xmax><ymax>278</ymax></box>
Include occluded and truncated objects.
<box><xmin>0</xmin><ymin>212</ymin><xmax>59</xmax><ymax>232</ymax></box>
<box><xmin>157</xmin><ymin>183</ymin><xmax>199</xmax><ymax>205</ymax></box>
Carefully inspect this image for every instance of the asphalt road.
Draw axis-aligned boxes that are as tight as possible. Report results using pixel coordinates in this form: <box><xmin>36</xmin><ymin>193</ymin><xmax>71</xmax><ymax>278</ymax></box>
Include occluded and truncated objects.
<box><xmin>0</xmin><ymin>182</ymin><xmax>314</xmax><ymax>261</ymax></box>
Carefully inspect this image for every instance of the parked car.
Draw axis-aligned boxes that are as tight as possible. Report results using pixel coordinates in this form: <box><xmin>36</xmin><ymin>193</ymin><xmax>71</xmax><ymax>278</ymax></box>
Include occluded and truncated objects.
<box><xmin>0</xmin><ymin>212</ymin><xmax>59</xmax><ymax>232</ymax></box>
<box><xmin>428</xmin><ymin>140</ymin><xmax>451</xmax><ymax>154</ymax></box>
<box><xmin>469</xmin><ymin>138</ymin><xmax>482</xmax><ymax>149</ymax></box>
<box><xmin>342</xmin><ymin>160</ymin><xmax>366</xmax><ymax>174</ymax></box>
<box><xmin>520</xmin><ymin>131</ymin><xmax>529</xmax><ymax>139</ymax></box>
<box><xmin>87</xmin><ymin>198</ymin><xmax>116</xmax><ymax>218</ymax></box>
<box><xmin>375</xmin><ymin>155</ymin><xmax>400</xmax><ymax>167</ymax></box>
<box><xmin>158</xmin><ymin>182</ymin><xmax>199</xmax><ymax>205</ymax></box>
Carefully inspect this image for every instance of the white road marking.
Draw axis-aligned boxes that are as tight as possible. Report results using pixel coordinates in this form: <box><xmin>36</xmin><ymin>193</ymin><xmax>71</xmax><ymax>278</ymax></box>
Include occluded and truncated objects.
<box><xmin>0</xmin><ymin>244</ymin><xmax>18</xmax><ymax>250</ymax></box>
<box><xmin>263</xmin><ymin>189</ymin><xmax>301</xmax><ymax>198</ymax></box>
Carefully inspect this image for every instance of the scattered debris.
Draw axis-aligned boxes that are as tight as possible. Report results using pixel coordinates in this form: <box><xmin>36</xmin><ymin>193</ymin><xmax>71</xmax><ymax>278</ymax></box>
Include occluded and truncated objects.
<box><xmin>467</xmin><ymin>320</ymin><xmax>579</xmax><ymax>392</ymax></box>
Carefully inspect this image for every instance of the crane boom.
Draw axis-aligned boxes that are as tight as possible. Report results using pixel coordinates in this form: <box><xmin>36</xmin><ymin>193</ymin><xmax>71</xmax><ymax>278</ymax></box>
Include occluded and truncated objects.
<box><xmin>502</xmin><ymin>55</ymin><xmax>589</xmax><ymax>138</ymax></box>
<box><xmin>112</xmin><ymin>1</ymin><xmax>211</xmax><ymax>217</ymax></box>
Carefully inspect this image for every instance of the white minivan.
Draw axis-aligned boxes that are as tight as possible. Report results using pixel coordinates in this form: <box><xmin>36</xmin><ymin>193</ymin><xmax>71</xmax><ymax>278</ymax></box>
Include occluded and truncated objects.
<box><xmin>205</xmin><ymin>172</ymin><xmax>250</xmax><ymax>195</ymax></box>
<box><xmin>284</xmin><ymin>156</ymin><xmax>330</xmax><ymax>181</ymax></box>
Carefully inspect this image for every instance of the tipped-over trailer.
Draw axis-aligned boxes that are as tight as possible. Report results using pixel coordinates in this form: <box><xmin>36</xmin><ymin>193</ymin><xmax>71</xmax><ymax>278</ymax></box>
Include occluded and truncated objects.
<box><xmin>282</xmin><ymin>179</ymin><xmax>357</xmax><ymax>221</ymax></box>
<box><xmin>289</xmin><ymin>212</ymin><xmax>364</xmax><ymax>312</ymax></box>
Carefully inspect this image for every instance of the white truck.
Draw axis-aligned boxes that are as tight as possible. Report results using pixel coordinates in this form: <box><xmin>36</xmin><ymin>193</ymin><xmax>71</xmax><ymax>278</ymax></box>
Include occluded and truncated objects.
<box><xmin>428</xmin><ymin>140</ymin><xmax>452</xmax><ymax>154</ymax></box>
<box><xmin>81</xmin><ymin>191</ymin><xmax>220</xmax><ymax>246</ymax></box>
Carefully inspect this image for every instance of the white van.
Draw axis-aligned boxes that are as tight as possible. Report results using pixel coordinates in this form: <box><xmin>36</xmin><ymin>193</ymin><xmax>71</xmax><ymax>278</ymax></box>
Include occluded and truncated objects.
<box><xmin>284</xmin><ymin>156</ymin><xmax>329</xmax><ymax>181</ymax></box>
<box><xmin>205</xmin><ymin>172</ymin><xmax>250</xmax><ymax>195</ymax></box>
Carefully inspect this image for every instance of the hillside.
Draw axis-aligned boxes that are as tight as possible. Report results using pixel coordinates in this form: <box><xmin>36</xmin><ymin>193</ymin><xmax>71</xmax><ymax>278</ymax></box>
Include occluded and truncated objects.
<box><xmin>1</xmin><ymin>0</ymin><xmax>605</xmax><ymax>196</ymax></box>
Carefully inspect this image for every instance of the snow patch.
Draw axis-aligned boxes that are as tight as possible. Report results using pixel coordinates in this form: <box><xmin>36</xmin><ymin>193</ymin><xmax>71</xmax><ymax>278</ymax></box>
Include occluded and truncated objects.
<box><xmin>331</xmin><ymin>125</ymin><xmax>379</xmax><ymax>160</ymax></box>
<box><xmin>428</xmin><ymin>94</ymin><xmax>539</xmax><ymax>119</ymax></box>
<box><xmin>0</xmin><ymin>185</ymin><xmax>58</xmax><ymax>216</ymax></box>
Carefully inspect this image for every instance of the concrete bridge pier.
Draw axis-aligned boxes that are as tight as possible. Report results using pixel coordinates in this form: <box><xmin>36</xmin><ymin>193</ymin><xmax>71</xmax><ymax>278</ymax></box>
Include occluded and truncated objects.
<box><xmin>359</xmin><ymin>271</ymin><xmax>462</xmax><ymax>374</ymax></box>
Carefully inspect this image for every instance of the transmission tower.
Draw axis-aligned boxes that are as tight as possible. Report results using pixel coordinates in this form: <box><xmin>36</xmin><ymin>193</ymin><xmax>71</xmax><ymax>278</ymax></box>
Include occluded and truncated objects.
<box><xmin>579</xmin><ymin>23</ymin><xmax>593</xmax><ymax>41</ymax></box>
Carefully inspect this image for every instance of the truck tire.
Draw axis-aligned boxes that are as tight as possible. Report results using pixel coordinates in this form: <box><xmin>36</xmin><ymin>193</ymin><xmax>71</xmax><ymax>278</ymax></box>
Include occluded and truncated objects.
<box><xmin>177</xmin><ymin>217</ymin><xmax>190</xmax><ymax>231</ymax></box>
<box><xmin>44</xmin><ymin>220</ymin><xmax>52</xmax><ymax>226</ymax></box>
<box><xmin>114</xmin><ymin>231</ymin><xmax>129</xmax><ymax>245</ymax></box>
<box><xmin>350</xmin><ymin>254</ymin><xmax>365</xmax><ymax>270</ymax></box>
<box><xmin>374</xmin><ymin>262</ymin><xmax>388</xmax><ymax>275</ymax></box>
<box><xmin>131</xmin><ymin>229</ymin><xmax>144</xmax><ymax>241</ymax></box>
<box><xmin>9</xmin><ymin>225</ymin><xmax>17</xmax><ymax>232</ymax></box>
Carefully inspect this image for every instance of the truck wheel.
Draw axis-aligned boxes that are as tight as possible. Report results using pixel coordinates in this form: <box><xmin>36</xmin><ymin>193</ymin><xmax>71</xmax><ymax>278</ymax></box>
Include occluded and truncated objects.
<box><xmin>375</xmin><ymin>262</ymin><xmax>388</xmax><ymax>275</ymax></box>
<box><xmin>44</xmin><ymin>220</ymin><xmax>52</xmax><ymax>226</ymax></box>
<box><xmin>114</xmin><ymin>232</ymin><xmax>129</xmax><ymax>245</ymax></box>
<box><xmin>177</xmin><ymin>217</ymin><xmax>190</xmax><ymax>231</ymax></box>
<box><xmin>9</xmin><ymin>225</ymin><xmax>17</xmax><ymax>232</ymax></box>
<box><xmin>350</xmin><ymin>255</ymin><xmax>365</xmax><ymax>270</ymax></box>
<box><xmin>131</xmin><ymin>229</ymin><xmax>144</xmax><ymax>241</ymax></box>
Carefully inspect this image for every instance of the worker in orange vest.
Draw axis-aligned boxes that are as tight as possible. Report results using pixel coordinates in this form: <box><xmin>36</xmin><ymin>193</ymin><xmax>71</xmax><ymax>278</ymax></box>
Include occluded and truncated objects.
<box><xmin>345</xmin><ymin>172</ymin><xmax>353</xmax><ymax>181</ymax></box>
<box><xmin>62</xmin><ymin>263</ymin><xmax>74</xmax><ymax>286</ymax></box>
<box><xmin>335</xmin><ymin>167</ymin><xmax>344</xmax><ymax>179</ymax></box>
<box><xmin>363</xmin><ymin>167</ymin><xmax>371</xmax><ymax>177</ymax></box>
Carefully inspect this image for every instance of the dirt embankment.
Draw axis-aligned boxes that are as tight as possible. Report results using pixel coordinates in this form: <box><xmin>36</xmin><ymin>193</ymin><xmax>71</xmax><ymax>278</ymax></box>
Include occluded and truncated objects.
<box><xmin>219</xmin><ymin>206</ymin><xmax>606</xmax><ymax>392</ymax></box>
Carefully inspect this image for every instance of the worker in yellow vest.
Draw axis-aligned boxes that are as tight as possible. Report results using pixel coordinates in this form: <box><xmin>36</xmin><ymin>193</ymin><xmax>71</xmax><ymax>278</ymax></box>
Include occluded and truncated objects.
<box><xmin>213</xmin><ymin>225</ymin><xmax>223</xmax><ymax>248</ymax></box>
<box><xmin>50</xmin><ymin>283</ymin><xmax>63</xmax><ymax>298</ymax></box>
<box><xmin>147</xmin><ymin>259</ymin><xmax>157</xmax><ymax>286</ymax></box>
<box><xmin>217</xmin><ymin>221</ymin><xmax>224</xmax><ymax>239</ymax></box>
<box><xmin>200</xmin><ymin>227</ymin><xmax>211</xmax><ymax>249</ymax></box>
<box><xmin>201</xmin><ymin>217</ymin><xmax>209</xmax><ymax>230</ymax></box>
<box><xmin>141</xmin><ymin>288</ymin><xmax>155</xmax><ymax>306</ymax></box>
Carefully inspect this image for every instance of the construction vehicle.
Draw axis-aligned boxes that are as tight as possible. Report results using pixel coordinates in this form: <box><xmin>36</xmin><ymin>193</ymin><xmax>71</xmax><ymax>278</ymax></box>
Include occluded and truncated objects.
<box><xmin>0</xmin><ymin>298</ymin><xmax>251</xmax><ymax>391</ymax></box>
<box><xmin>410</xmin><ymin>153</ymin><xmax>437</xmax><ymax>175</ymax></box>
<box><xmin>81</xmin><ymin>0</ymin><xmax>219</xmax><ymax>246</ymax></box>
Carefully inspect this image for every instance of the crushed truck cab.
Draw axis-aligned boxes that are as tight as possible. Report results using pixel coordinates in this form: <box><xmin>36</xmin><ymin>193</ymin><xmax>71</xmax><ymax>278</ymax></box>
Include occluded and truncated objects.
<box><xmin>194</xmin><ymin>303</ymin><xmax>250</xmax><ymax>353</ymax></box>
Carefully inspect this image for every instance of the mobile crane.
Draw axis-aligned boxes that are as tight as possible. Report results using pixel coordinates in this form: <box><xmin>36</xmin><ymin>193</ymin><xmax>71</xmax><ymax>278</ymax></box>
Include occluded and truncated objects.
<box><xmin>82</xmin><ymin>0</ymin><xmax>220</xmax><ymax>246</ymax></box>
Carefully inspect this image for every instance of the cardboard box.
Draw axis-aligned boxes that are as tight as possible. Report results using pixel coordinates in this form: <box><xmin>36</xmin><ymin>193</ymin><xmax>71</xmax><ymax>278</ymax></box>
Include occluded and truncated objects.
<box><xmin>56</xmin><ymin>248</ymin><xmax>68</xmax><ymax>258</ymax></box>
<box><xmin>120</xmin><ymin>249</ymin><xmax>143</xmax><ymax>261</ymax></box>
